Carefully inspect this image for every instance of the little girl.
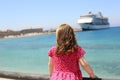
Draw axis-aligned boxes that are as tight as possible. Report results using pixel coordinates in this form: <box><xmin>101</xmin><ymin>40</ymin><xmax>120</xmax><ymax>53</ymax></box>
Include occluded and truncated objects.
<box><xmin>48</xmin><ymin>24</ymin><xmax>96</xmax><ymax>80</ymax></box>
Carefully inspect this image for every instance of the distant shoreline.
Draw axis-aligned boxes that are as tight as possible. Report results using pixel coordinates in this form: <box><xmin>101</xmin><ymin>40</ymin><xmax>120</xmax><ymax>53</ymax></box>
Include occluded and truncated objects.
<box><xmin>0</xmin><ymin>28</ymin><xmax>55</xmax><ymax>39</ymax></box>
<box><xmin>3</xmin><ymin>32</ymin><xmax>55</xmax><ymax>39</ymax></box>
<box><xmin>0</xmin><ymin>28</ymin><xmax>82</xmax><ymax>39</ymax></box>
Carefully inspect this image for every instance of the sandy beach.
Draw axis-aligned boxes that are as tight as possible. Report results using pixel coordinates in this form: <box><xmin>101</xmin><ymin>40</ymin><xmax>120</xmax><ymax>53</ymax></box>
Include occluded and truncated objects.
<box><xmin>2</xmin><ymin>31</ymin><xmax>57</xmax><ymax>39</ymax></box>
<box><xmin>0</xmin><ymin>78</ymin><xmax>14</xmax><ymax>80</ymax></box>
<box><xmin>0</xmin><ymin>27</ymin><xmax>82</xmax><ymax>39</ymax></box>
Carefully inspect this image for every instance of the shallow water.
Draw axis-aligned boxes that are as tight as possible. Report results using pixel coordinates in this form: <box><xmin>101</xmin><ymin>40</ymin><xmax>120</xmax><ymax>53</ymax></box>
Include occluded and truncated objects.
<box><xmin>0</xmin><ymin>27</ymin><xmax>120</xmax><ymax>79</ymax></box>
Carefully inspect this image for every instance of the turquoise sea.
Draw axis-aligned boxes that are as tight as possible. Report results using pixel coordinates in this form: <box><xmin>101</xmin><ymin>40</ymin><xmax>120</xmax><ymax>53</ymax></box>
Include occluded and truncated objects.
<box><xmin>0</xmin><ymin>27</ymin><xmax>120</xmax><ymax>79</ymax></box>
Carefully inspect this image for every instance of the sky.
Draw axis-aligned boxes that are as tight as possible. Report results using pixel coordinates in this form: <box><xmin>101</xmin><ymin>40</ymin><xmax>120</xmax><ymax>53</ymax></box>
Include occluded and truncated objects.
<box><xmin>0</xmin><ymin>0</ymin><xmax>120</xmax><ymax>31</ymax></box>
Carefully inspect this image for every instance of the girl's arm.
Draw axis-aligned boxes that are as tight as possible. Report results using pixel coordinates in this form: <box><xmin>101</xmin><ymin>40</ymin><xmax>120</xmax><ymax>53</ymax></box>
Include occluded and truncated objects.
<box><xmin>48</xmin><ymin>57</ymin><xmax>54</xmax><ymax>76</ymax></box>
<box><xmin>79</xmin><ymin>57</ymin><xmax>96</xmax><ymax>78</ymax></box>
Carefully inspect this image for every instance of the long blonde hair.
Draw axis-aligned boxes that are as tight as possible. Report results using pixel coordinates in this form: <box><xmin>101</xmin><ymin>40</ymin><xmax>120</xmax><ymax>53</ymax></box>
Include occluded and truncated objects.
<box><xmin>56</xmin><ymin>24</ymin><xmax>78</xmax><ymax>54</ymax></box>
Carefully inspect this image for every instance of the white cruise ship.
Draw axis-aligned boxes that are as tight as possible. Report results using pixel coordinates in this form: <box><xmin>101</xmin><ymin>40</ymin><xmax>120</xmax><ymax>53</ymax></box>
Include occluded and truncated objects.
<box><xmin>77</xmin><ymin>12</ymin><xmax>109</xmax><ymax>30</ymax></box>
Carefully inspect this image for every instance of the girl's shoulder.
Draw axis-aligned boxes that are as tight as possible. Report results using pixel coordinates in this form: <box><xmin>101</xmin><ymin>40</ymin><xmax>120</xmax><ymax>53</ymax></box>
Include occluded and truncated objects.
<box><xmin>49</xmin><ymin>46</ymin><xmax>56</xmax><ymax>51</ymax></box>
<box><xmin>48</xmin><ymin>46</ymin><xmax>56</xmax><ymax>57</ymax></box>
<box><xmin>76</xmin><ymin>45</ymin><xmax>86</xmax><ymax>58</ymax></box>
<box><xmin>77</xmin><ymin>45</ymin><xmax>85</xmax><ymax>51</ymax></box>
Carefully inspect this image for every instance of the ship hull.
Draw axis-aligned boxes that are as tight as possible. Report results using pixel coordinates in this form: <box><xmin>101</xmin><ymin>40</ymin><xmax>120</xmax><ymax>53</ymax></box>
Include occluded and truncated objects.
<box><xmin>79</xmin><ymin>23</ymin><xmax>109</xmax><ymax>30</ymax></box>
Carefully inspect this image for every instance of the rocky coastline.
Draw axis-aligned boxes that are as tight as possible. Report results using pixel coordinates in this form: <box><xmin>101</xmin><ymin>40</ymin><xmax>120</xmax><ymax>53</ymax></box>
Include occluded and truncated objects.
<box><xmin>0</xmin><ymin>28</ymin><xmax>82</xmax><ymax>39</ymax></box>
<box><xmin>0</xmin><ymin>28</ymin><xmax>56</xmax><ymax>38</ymax></box>
<box><xmin>0</xmin><ymin>70</ymin><xmax>116</xmax><ymax>80</ymax></box>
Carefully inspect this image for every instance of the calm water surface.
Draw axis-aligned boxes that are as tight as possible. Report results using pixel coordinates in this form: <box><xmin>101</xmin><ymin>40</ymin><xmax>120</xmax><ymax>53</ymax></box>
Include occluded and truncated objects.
<box><xmin>0</xmin><ymin>27</ymin><xmax>120</xmax><ymax>79</ymax></box>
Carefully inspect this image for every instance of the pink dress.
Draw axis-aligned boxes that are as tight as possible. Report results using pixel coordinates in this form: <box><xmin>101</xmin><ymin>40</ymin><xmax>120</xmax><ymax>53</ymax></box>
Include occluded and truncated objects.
<box><xmin>48</xmin><ymin>46</ymin><xmax>85</xmax><ymax>80</ymax></box>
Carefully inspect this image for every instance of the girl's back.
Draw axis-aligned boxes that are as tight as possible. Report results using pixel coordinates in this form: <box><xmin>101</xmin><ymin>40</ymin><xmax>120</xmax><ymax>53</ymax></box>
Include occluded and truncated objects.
<box><xmin>48</xmin><ymin>46</ymin><xmax>85</xmax><ymax>80</ymax></box>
